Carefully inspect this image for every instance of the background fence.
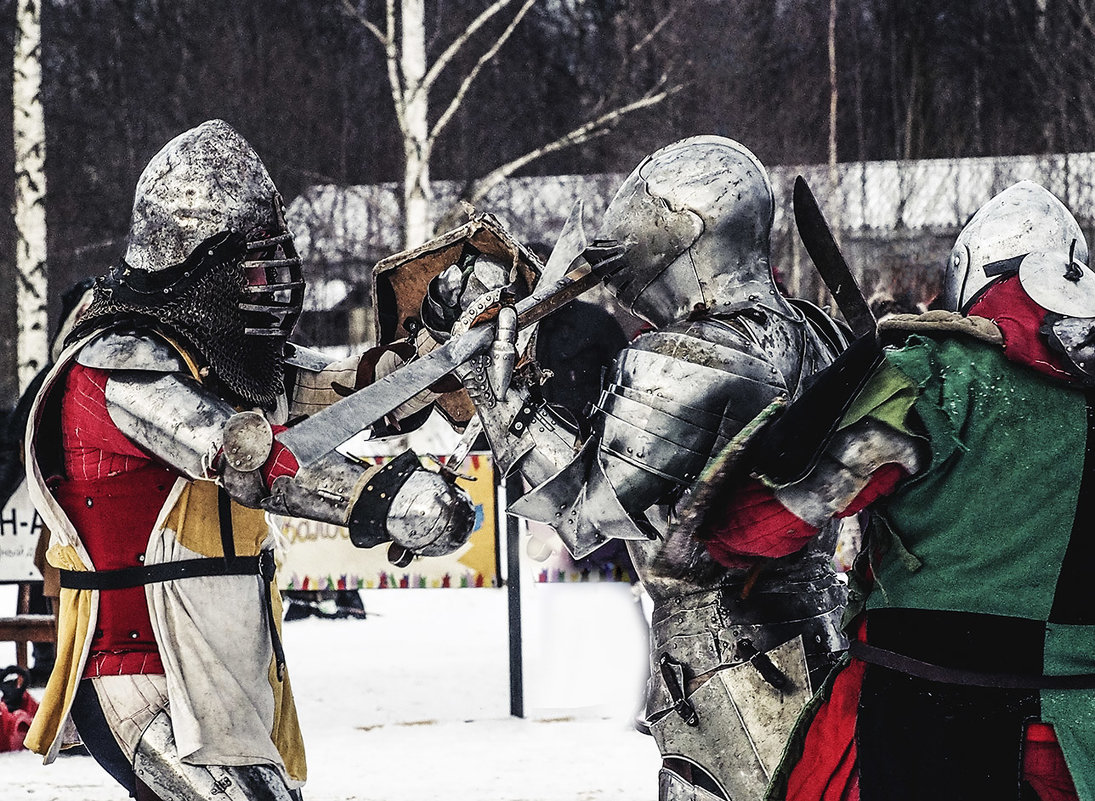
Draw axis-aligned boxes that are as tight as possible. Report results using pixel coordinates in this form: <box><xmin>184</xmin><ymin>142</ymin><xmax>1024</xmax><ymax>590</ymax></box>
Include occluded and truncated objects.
<box><xmin>287</xmin><ymin>151</ymin><xmax>1095</xmax><ymax>348</ymax></box>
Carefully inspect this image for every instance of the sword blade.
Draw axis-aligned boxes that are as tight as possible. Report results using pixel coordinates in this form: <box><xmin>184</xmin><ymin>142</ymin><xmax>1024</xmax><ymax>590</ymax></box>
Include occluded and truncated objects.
<box><xmin>278</xmin><ymin>247</ymin><xmax>625</xmax><ymax>469</ymax></box>
<box><xmin>277</xmin><ymin>325</ymin><xmax>495</xmax><ymax>467</ymax></box>
<box><xmin>792</xmin><ymin>176</ymin><xmax>876</xmax><ymax>338</ymax></box>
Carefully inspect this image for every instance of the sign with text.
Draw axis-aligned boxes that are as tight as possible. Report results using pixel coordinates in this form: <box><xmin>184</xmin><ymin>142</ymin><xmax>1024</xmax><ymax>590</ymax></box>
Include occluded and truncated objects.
<box><xmin>0</xmin><ymin>481</ymin><xmax>44</xmax><ymax>583</ymax></box>
<box><xmin>274</xmin><ymin>453</ymin><xmax>498</xmax><ymax>590</ymax></box>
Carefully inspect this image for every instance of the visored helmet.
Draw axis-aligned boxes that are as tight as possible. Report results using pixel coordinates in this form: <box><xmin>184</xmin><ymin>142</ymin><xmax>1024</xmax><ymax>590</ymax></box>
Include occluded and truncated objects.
<box><xmin>943</xmin><ymin>180</ymin><xmax>1091</xmax><ymax>316</ymax></box>
<box><xmin>124</xmin><ymin>118</ymin><xmax>304</xmax><ymax>338</ymax></box>
<box><xmin>596</xmin><ymin>135</ymin><xmax>786</xmax><ymax>327</ymax></box>
<box><xmin>74</xmin><ymin>120</ymin><xmax>302</xmax><ymax>408</ymax></box>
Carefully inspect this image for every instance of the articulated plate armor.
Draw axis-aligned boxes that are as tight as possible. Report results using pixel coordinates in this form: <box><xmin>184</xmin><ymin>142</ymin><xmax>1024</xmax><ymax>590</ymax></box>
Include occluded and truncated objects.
<box><xmin>615</xmin><ymin>314</ymin><xmax>847</xmax><ymax>800</ymax></box>
<box><xmin>461</xmin><ymin>137</ymin><xmax>849</xmax><ymax>800</ymax></box>
<box><xmin>470</xmin><ymin>309</ymin><xmax>847</xmax><ymax>799</ymax></box>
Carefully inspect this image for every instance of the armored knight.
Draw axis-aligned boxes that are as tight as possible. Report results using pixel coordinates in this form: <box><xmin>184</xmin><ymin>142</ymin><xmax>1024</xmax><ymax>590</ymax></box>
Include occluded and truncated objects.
<box><xmin>703</xmin><ymin>180</ymin><xmax>1095</xmax><ymax>801</ymax></box>
<box><xmin>425</xmin><ymin>136</ymin><xmax>850</xmax><ymax>800</ymax></box>
<box><xmin>22</xmin><ymin>120</ymin><xmax>473</xmax><ymax>801</ymax></box>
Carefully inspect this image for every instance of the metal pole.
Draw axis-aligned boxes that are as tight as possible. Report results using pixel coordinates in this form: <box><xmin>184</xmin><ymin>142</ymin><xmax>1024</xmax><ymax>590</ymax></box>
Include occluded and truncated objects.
<box><xmin>503</xmin><ymin>472</ymin><xmax>524</xmax><ymax>718</ymax></box>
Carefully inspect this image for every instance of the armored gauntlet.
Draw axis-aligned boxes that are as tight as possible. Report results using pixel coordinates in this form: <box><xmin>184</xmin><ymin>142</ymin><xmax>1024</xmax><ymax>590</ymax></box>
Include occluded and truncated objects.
<box><xmin>255</xmin><ymin>447</ymin><xmax>475</xmax><ymax>561</ymax></box>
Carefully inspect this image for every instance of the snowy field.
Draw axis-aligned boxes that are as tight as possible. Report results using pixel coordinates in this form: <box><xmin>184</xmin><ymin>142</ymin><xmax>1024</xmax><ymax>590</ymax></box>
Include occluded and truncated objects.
<box><xmin>1</xmin><ymin>581</ymin><xmax>660</xmax><ymax>801</ymax></box>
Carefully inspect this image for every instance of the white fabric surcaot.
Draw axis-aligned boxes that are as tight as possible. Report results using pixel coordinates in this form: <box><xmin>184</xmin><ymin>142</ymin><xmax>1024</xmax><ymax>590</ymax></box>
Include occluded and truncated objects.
<box><xmin>144</xmin><ymin>521</ymin><xmax>283</xmax><ymax>772</ymax></box>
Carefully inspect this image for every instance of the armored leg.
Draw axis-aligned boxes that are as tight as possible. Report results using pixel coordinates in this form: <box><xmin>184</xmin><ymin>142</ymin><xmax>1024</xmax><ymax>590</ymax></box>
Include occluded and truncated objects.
<box><xmin>659</xmin><ymin>765</ymin><xmax>730</xmax><ymax>801</ymax></box>
<box><xmin>134</xmin><ymin>712</ymin><xmax>299</xmax><ymax>801</ymax></box>
<box><xmin>648</xmin><ymin>637</ymin><xmax>814</xmax><ymax>800</ymax></box>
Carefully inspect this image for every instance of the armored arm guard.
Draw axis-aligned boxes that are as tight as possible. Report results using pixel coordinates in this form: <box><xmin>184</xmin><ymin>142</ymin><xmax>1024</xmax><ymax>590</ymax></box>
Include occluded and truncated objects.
<box><xmin>87</xmin><ymin>331</ymin><xmax>474</xmax><ymax>559</ymax></box>
<box><xmin>461</xmin><ymin>319</ymin><xmax>799</xmax><ymax>558</ymax></box>
<box><xmin>82</xmin><ymin>331</ymin><xmax>231</xmax><ymax>479</ymax></box>
<box><xmin>283</xmin><ymin>342</ymin><xmax>355</xmax><ymax>419</ymax></box>
<box><xmin>455</xmin><ymin>355</ymin><xmax>644</xmax><ymax>558</ymax></box>
<box><xmin>753</xmin><ymin>345</ymin><xmax>930</xmax><ymax>528</ymax></box>
<box><xmin>772</xmin><ymin>418</ymin><xmax>925</xmax><ymax>527</ymax></box>
<box><xmin>285</xmin><ymin>337</ymin><xmax>446</xmax><ymax>430</ymax></box>
<box><xmin>260</xmin><ymin>448</ymin><xmax>473</xmax><ymax>560</ymax></box>
<box><xmin>456</xmin><ymin>358</ymin><xmax>579</xmax><ymax>482</ymax></box>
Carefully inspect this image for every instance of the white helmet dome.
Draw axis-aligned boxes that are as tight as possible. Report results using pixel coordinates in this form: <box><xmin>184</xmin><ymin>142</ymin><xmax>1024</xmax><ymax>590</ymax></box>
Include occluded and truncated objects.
<box><xmin>943</xmin><ymin>180</ymin><xmax>1091</xmax><ymax>315</ymax></box>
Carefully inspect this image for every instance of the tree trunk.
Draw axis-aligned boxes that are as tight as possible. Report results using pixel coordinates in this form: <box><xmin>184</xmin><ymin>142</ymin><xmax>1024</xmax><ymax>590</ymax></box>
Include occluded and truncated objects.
<box><xmin>14</xmin><ymin>0</ymin><xmax>48</xmax><ymax>393</ymax></box>
<box><xmin>825</xmin><ymin>0</ymin><xmax>840</xmax><ymax>309</ymax></box>
<box><xmin>401</xmin><ymin>0</ymin><xmax>432</xmax><ymax>248</ymax></box>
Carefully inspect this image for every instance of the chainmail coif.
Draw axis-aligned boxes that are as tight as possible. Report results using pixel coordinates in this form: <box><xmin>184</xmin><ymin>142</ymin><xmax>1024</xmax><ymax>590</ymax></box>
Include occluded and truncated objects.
<box><xmin>70</xmin><ymin>238</ymin><xmax>288</xmax><ymax>410</ymax></box>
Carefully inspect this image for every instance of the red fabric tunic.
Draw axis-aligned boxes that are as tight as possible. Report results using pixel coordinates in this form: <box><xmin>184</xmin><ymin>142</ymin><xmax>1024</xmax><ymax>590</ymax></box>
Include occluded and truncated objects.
<box><xmin>54</xmin><ymin>363</ymin><xmax>301</xmax><ymax>678</ymax></box>
<box><xmin>56</xmin><ymin>364</ymin><xmax>172</xmax><ymax>677</ymax></box>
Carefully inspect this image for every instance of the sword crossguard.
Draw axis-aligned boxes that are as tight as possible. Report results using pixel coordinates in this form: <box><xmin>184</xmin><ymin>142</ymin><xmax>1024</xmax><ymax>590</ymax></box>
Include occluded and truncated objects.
<box><xmin>424</xmin><ymin>453</ymin><xmax>478</xmax><ymax>484</ymax></box>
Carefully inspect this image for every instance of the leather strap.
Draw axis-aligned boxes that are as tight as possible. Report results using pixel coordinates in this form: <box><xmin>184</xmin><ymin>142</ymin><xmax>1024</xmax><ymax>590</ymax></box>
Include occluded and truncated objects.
<box><xmin>850</xmin><ymin>639</ymin><xmax>1095</xmax><ymax>689</ymax></box>
<box><xmin>60</xmin><ymin>554</ymin><xmax>265</xmax><ymax>589</ymax></box>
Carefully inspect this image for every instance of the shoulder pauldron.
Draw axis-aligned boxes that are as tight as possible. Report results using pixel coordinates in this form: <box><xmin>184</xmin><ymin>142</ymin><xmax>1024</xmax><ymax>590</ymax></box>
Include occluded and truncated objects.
<box><xmin>76</xmin><ymin>330</ymin><xmax>187</xmax><ymax>373</ymax></box>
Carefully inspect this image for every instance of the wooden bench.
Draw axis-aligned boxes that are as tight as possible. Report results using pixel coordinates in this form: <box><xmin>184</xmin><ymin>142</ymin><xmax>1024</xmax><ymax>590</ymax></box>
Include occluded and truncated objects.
<box><xmin>0</xmin><ymin>583</ymin><xmax>56</xmax><ymax>670</ymax></box>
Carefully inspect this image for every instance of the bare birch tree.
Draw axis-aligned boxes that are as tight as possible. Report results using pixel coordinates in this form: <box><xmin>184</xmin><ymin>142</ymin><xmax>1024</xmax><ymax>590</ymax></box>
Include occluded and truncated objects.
<box><xmin>343</xmin><ymin>0</ymin><xmax>677</xmax><ymax>248</ymax></box>
<box><xmin>827</xmin><ymin>0</ymin><xmax>840</xmax><ymax>248</ymax></box>
<box><xmin>14</xmin><ymin>0</ymin><xmax>48</xmax><ymax>392</ymax></box>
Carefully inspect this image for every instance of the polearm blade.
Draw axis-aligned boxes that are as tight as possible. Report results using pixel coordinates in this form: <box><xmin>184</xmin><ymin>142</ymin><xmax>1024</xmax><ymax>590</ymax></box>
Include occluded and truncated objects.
<box><xmin>276</xmin><ymin>244</ymin><xmax>625</xmax><ymax>468</ymax></box>
<box><xmin>792</xmin><ymin>175</ymin><xmax>877</xmax><ymax>339</ymax></box>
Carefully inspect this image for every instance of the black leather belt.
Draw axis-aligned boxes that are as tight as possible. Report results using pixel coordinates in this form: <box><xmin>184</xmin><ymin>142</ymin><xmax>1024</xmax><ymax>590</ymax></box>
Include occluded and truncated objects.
<box><xmin>60</xmin><ymin>552</ymin><xmax>270</xmax><ymax>590</ymax></box>
<box><xmin>63</xmin><ymin>487</ymin><xmax>287</xmax><ymax>680</ymax></box>
<box><xmin>850</xmin><ymin>639</ymin><xmax>1095</xmax><ymax>690</ymax></box>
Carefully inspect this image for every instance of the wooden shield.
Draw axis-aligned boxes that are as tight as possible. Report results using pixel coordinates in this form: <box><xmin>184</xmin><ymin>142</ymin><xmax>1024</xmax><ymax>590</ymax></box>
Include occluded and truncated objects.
<box><xmin>372</xmin><ymin>212</ymin><xmax>543</xmax><ymax>427</ymax></box>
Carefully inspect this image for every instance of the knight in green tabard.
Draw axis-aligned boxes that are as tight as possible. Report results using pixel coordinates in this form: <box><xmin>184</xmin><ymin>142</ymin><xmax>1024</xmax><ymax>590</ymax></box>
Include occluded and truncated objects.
<box><xmin>700</xmin><ymin>180</ymin><xmax>1095</xmax><ymax>801</ymax></box>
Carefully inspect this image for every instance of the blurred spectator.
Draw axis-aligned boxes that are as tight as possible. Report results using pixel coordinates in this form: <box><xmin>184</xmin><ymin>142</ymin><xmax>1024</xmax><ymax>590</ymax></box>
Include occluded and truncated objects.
<box><xmin>535</xmin><ymin>299</ymin><xmax>629</xmax><ymax>419</ymax></box>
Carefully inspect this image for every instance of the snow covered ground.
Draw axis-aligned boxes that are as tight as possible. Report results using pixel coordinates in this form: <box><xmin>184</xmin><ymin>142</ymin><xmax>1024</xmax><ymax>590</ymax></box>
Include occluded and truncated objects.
<box><xmin>1</xmin><ymin>582</ymin><xmax>660</xmax><ymax>801</ymax></box>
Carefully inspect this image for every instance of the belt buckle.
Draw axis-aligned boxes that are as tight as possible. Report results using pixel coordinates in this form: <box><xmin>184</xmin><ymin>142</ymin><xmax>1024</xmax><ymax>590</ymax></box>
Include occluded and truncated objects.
<box><xmin>258</xmin><ymin>549</ymin><xmax>276</xmax><ymax>582</ymax></box>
